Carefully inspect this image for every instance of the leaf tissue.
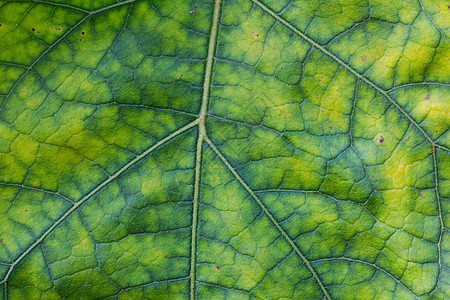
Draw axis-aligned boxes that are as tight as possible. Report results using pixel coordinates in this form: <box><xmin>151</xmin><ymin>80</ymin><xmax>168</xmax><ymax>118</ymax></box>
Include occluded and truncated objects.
<box><xmin>0</xmin><ymin>0</ymin><xmax>449</xmax><ymax>299</ymax></box>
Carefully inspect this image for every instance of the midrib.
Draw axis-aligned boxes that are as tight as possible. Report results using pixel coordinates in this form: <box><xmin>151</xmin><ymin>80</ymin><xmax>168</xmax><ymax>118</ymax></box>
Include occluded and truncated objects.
<box><xmin>189</xmin><ymin>0</ymin><xmax>223</xmax><ymax>299</ymax></box>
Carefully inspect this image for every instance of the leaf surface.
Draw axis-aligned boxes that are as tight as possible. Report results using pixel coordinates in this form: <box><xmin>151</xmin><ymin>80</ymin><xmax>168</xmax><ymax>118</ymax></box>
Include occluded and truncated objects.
<box><xmin>0</xmin><ymin>0</ymin><xmax>449</xmax><ymax>299</ymax></box>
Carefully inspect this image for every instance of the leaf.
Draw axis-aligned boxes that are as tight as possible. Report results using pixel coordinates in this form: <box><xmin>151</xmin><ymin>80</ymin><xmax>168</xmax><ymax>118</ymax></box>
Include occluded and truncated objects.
<box><xmin>0</xmin><ymin>0</ymin><xmax>449</xmax><ymax>299</ymax></box>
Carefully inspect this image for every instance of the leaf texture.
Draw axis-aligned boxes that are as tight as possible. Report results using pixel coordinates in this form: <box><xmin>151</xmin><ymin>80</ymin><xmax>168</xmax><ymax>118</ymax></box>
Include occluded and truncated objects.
<box><xmin>0</xmin><ymin>0</ymin><xmax>449</xmax><ymax>299</ymax></box>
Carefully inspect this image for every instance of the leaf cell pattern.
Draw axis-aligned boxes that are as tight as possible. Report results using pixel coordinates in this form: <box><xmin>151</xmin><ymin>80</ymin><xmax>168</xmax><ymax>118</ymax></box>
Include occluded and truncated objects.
<box><xmin>0</xmin><ymin>0</ymin><xmax>449</xmax><ymax>299</ymax></box>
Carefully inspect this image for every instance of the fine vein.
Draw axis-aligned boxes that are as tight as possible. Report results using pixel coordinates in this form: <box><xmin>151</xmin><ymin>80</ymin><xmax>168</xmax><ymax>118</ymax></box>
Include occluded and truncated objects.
<box><xmin>204</xmin><ymin>135</ymin><xmax>332</xmax><ymax>300</ymax></box>
<box><xmin>190</xmin><ymin>0</ymin><xmax>222</xmax><ymax>299</ymax></box>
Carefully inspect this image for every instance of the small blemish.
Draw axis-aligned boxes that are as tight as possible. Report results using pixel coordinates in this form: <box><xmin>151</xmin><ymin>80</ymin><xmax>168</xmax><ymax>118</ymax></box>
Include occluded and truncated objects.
<box><xmin>215</xmin><ymin>265</ymin><xmax>220</xmax><ymax>270</ymax></box>
<box><xmin>32</xmin><ymin>28</ymin><xmax>35</xmax><ymax>31</ymax></box>
<box><xmin>425</xmin><ymin>94</ymin><xmax>430</xmax><ymax>99</ymax></box>
<box><xmin>190</xmin><ymin>4</ymin><xmax>197</xmax><ymax>15</ymax></box>
<box><xmin>329</xmin><ymin>125</ymin><xmax>333</xmax><ymax>130</ymax></box>
<box><xmin>361</xmin><ymin>55</ymin><xmax>366</xmax><ymax>61</ymax></box>
<box><xmin>436</xmin><ymin>130</ymin><xmax>439</xmax><ymax>133</ymax></box>
<box><xmin>82</xmin><ymin>32</ymin><xmax>85</xmax><ymax>35</ymax></box>
<box><xmin>0</xmin><ymin>238</ymin><xmax>3</xmax><ymax>243</ymax></box>
<box><xmin>379</xmin><ymin>136</ymin><xmax>384</xmax><ymax>143</ymax></box>
<box><xmin>34</xmin><ymin>185</ymin><xmax>39</xmax><ymax>189</ymax></box>
<box><xmin>420</xmin><ymin>192</ymin><xmax>423</xmax><ymax>197</ymax></box>
<box><xmin>280</xmin><ymin>67</ymin><xmax>284</xmax><ymax>70</ymax></box>
<box><xmin>256</xmin><ymin>34</ymin><xmax>259</xmax><ymax>37</ymax></box>
<box><xmin>25</xmin><ymin>210</ymin><xmax>28</xmax><ymax>212</ymax></box>
<box><xmin>25</xmin><ymin>113</ymin><xmax>28</xmax><ymax>117</ymax></box>
<box><xmin>37</xmin><ymin>31</ymin><xmax>40</xmax><ymax>33</ymax></box>
<box><xmin>80</xmin><ymin>39</ymin><xmax>82</xmax><ymax>41</ymax></box>
<box><xmin>371</xmin><ymin>175</ymin><xmax>374</xmax><ymax>179</ymax></box>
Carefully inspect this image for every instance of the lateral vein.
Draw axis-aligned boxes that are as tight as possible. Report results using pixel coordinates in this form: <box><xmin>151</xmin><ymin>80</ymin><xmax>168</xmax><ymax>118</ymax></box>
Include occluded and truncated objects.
<box><xmin>0</xmin><ymin>119</ymin><xmax>199</xmax><ymax>285</ymax></box>
<box><xmin>204</xmin><ymin>135</ymin><xmax>332</xmax><ymax>300</ymax></box>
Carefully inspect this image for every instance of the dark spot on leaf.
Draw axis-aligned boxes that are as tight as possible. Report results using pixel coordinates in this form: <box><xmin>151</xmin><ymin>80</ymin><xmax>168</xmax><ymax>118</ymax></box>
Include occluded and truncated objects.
<box><xmin>436</xmin><ymin>130</ymin><xmax>439</xmax><ymax>133</ymax></box>
<box><xmin>0</xmin><ymin>239</ymin><xmax>3</xmax><ymax>243</ymax></box>
<box><xmin>80</xmin><ymin>39</ymin><xmax>82</xmax><ymax>41</ymax></box>
<box><xmin>371</xmin><ymin>175</ymin><xmax>374</xmax><ymax>179</ymax></box>
<box><xmin>82</xmin><ymin>32</ymin><xmax>85</xmax><ymax>35</ymax></box>
<box><xmin>34</xmin><ymin>185</ymin><xmax>38</xmax><ymax>189</ymax></box>
<box><xmin>25</xmin><ymin>210</ymin><xmax>28</xmax><ymax>212</ymax></box>
<box><xmin>420</xmin><ymin>193</ymin><xmax>423</xmax><ymax>197</ymax></box>
<box><xmin>25</xmin><ymin>114</ymin><xmax>28</xmax><ymax>117</ymax></box>
<box><xmin>32</xmin><ymin>28</ymin><xmax>35</xmax><ymax>31</ymax></box>
<box><xmin>361</xmin><ymin>55</ymin><xmax>366</xmax><ymax>61</ymax></box>
<box><xmin>256</xmin><ymin>34</ymin><xmax>259</xmax><ymax>37</ymax></box>
<box><xmin>190</xmin><ymin>4</ymin><xmax>197</xmax><ymax>15</ymax></box>
<box><xmin>329</xmin><ymin>125</ymin><xmax>333</xmax><ymax>129</ymax></box>
<box><xmin>379</xmin><ymin>136</ymin><xmax>384</xmax><ymax>143</ymax></box>
<box><xmin>215</xmin><ymin>265</ymin><xmax>220</xmax><ymax>270</ymax></box>
<box><xmin>281</xmin><ymin>67</ymin><xmax>283</xmax><ymax>70</ymax></box>
<box><xmin>37</xmin><ymin>31</ymin><xmax>40</xmax><ymax>33</ymax></box>
<box><xmin>425</xmin><ymin>94</ymin><xmax>430</xmax><ymax>99</ymax></box>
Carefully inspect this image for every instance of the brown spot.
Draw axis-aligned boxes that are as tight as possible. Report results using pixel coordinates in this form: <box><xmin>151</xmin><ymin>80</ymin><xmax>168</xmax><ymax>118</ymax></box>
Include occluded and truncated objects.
<box><xmin>256</xmin><ymin>34</ymin><xmax>259</xmax><ymax>37</ymax></box>
<box><xmin>425</xmin><ymin>94</ymin><xmax>430</xmax><ymax>100</ymax></box>
<box><xmin>371</xmin><ymin>175</ymin><xmax>374</xmax><ymax>179</ymax></box>
<box><xmin>34</xmin><ymin>185</ymin><xmax>39</xmax><ymax>189</ymax></box>
<box><xmin>361</xmin><ymin>55</ymin><xmax>367</xmax><ymax>61</ymax></box>
<box><xmin>215</xmin><ymin>265</ymin><xmax>220</xmax><ymax>270</ymax></box>
<box><xmin>25</xmin><ymin>114</ymin><xmax>28</xmax><ymax>117</ymax></box>
<box><xmin>81</xmin><ymin>32</ymin><xmax>85</xmax><ymax>35</ymax></box>
<box><xmin>0</xmin><ymin>238</ymin><xmax>3</xmax><ymax>243</ymax></box>
<box><xmin>80</xmin><ymin>39</ymin><xmax>82</xmax><ymax>41</ymax></box>
<box><xmin>329</xmin><ymin>125</ymin><xmax>333</xmax><ymax>129</ymax></box>
<box><xmin>379</xmin><ymin>136</ymin><xmax>384</xmax><ymax>143</ymax></box>
<box><xmin>436</xmin><ymin>130</ymin><xmax>439</xmax><ymax>133</ymax></box>
<box><xmin>420</xmin><ymin>193</ymin><xmax>423</xmax><ymax>197</ymax></box>
<box><xmin>281</xmin><ymin>67</ymin><xmax>284</xmax><ymax>70</ymax></box>
<box><xmin>37</xmin><ymin>31</ymin><xmax>40</xmax><ymax>33</ymax></box>
<box><xmin>32</xmin><ymin>28</ymin><xmax>35</xmax><ymax>31</ymax></box>
<box><xmin>25</xmin><ymin>210</ymin><xmax>28</xmax><ymax>212</ymax></box>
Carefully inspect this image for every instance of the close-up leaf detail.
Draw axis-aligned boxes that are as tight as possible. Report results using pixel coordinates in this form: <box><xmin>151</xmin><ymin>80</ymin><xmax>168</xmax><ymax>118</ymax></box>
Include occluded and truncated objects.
<box><xmin>0</xmin><ymin>0</ymin><xmax>449</xmax><ymax>299</ymax></box>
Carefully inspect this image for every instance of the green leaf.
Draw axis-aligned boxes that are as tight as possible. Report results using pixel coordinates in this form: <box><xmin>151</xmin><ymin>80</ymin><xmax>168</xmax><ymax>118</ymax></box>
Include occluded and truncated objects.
<box><xmin>0</xmin><ymin>0</ymin><xmax>449</xmax><ymax>299</ymax></box>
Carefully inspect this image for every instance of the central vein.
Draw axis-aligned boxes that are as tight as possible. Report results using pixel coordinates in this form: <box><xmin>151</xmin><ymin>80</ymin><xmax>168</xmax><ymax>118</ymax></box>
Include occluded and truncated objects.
<box><xmin>190</xmin><ymin>0</ymin><xmax>222</xmax><ymax>299</ymax></box>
